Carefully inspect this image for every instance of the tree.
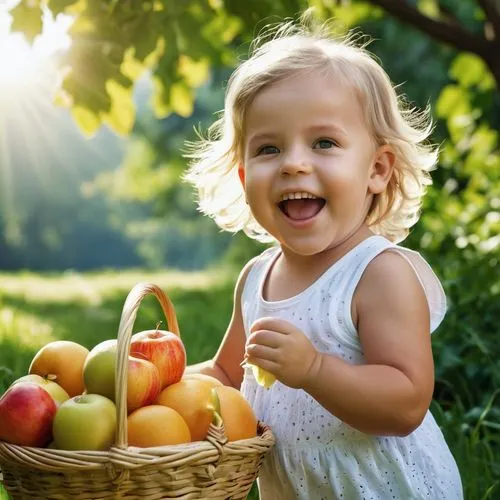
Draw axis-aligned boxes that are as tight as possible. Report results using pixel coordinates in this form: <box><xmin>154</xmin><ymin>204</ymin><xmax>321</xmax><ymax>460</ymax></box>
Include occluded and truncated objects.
<box><xmin>8</xmin><ymin>0</ymin><xmax>303</xmax><ymax>136</ymax></box>
<box><xmin>6</xmin><ymin>1</ymin><xmax>499</xmax><ymax>135</ymax></box>
<box><xmin>9</xmin><ymin>0</ymin><xmax>497</xmax><ymax>263</ymax></box>
<box><xmin>371</xmin><ymin>0</ymin><xmax>500</xmax><ymax>85</ymax></box>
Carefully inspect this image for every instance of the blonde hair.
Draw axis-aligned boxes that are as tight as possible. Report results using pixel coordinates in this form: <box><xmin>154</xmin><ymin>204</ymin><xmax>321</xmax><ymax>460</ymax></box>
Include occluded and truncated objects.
<box><xmin>184</xmin><ymin>20</ymin><xmax>438</xmax><ymax>244</ymax></box>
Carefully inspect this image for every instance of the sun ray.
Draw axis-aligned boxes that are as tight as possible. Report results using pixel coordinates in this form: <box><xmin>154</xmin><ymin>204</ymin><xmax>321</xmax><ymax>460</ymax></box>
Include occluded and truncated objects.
<box><xmin>0</xmin><ymin>6</ymin><xmax>74</xmax><ymax>216</ymax></box>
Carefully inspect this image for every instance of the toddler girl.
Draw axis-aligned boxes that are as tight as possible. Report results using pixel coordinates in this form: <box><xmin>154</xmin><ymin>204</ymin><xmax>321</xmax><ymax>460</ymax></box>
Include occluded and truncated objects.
<box><xmin>185</xmin><ymin>20</ymin><xmax>463</xmax><ymax>500</ymax></box>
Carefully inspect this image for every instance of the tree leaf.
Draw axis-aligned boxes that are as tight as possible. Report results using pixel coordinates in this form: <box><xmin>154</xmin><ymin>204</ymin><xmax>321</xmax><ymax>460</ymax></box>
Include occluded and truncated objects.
<box><xmin>47</xmin><ymin>0</ymin><xmax>80</xmax><ymax>16</ymax></box>
<box><xmin>436</xmin><ymin>85</ymin><xmax>471</xmax><ymax>119</ymax></box>
<box><xmin>170</xmin><ymin>81</ymin><xmax>194</xmax><ymax>117</ymax></box>
<box><xmin>121</xmin><ymin>49</ymin><xmax>147</xmax><ymax>80</ymax></box>
<box><xmin>102</xmin><ymin>80</ymin><xmax>136</xmax><ymax>136</ymax></box>
<box><xmin>178</xmin><ymin>55</ymin><xmax>210</xmax><ymax>88</ymax></box>
<box><xmin>450</xmin><ymin>53</ymin><xmax>496</xmax><ymax>91</ymax></box>
<box><xmin>9</xmin><ymin>0</ymin><xmax>43</xmax><ymax>43</ymax></box>
<box><xmin>417</xmin><ymin>0</ymin><xmax>440</xmax><ymax>19</ymax></box>
<box><xmin>71</xmin><ymin>106</ymin><xmax>101</xmax><ymax>137</ymax></box>
<box><xmin>151</xmin><ymin>76</ymin><xmax>171</xmax><ymax>118</ymax></box>
<box><xmin>470</xmin><ymin>125</ymin><xmax>498</xmax><ymax>156</ymax></box>
<box><xmin>128</xmin><ymin>12</ymin><xmax>162</xmax><ymax>62</ymax></box>
<box><xmin>328</xmin><ymin>1</ymin><xmax>381</xmax><ymax>28</ymax></box>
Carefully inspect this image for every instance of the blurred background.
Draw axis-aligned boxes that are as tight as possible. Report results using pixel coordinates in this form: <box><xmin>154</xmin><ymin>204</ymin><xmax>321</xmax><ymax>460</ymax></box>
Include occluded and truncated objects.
<box><xmin>0</xmin><ymin>0</ymin><xmax>499</xmax><ymax>498</ymax></box>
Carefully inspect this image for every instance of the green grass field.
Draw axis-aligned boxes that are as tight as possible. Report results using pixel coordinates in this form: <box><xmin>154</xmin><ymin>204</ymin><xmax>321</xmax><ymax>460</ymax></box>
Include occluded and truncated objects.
<box><xmin>0</xmin><ymin>269</ymin><xmax>497</xmax><ymax>499</ymax></box>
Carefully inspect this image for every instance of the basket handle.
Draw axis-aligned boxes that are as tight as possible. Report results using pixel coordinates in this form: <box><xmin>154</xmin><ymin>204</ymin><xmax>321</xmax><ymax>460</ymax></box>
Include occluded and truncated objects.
<box><xmin>114</xmin><ymin>282</ymin><xmax>180</xmax><ymax>449</ymax></box>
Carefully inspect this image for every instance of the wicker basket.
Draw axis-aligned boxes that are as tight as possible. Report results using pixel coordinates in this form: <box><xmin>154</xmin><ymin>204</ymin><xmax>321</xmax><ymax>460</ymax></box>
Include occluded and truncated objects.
<box><xmin>0</xmin><ymin>282</ymin><xmax>274</xmax><ymax>499</ymax></box>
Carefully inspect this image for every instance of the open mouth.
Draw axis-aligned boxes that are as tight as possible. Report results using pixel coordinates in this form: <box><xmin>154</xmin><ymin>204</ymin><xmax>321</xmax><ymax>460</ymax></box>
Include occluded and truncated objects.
<box><xmin>278</xmin><ymin>198</ymin><xmax>326</xmax><ymax>221</ymax></box>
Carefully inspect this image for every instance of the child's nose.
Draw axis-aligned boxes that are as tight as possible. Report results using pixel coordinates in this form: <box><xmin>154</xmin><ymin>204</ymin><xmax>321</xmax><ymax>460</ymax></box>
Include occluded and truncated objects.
<box><xmin>279</xmin><ymin>151</ymin><xmax>313</xmax><ymax>176</ymax></box>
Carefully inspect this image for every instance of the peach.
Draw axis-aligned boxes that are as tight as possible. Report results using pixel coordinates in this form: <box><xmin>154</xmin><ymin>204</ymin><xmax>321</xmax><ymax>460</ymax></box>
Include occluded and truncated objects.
<box><xmin>155</xmin><ymin>379</ymin><xmax>215</xmax><ymax>442</ymax></box>
<box><xmin>214</xmin><ymin>386</ymin><xmax>258</xmax><ymax>442</ymax></box>
<box><xmin>181</xmin><ymin>373</ymin><xmax>223</xmax><ymax>388</ymax></box>
<box><xmin>127</xmin><ymin>405</ymin><xmax>191</xmax><ymax>447</ymax></box>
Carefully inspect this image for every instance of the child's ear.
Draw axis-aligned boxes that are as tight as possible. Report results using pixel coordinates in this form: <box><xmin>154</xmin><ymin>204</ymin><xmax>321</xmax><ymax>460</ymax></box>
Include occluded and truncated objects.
<box><xmin>368</xmin><ymin>145</ymin><xmax>395</xmax><ymax>194</ymax></box>
<box><xmin>238</xmin><ymin>164</ymin><xmax>245</xmax><ymax>186</ymax></box>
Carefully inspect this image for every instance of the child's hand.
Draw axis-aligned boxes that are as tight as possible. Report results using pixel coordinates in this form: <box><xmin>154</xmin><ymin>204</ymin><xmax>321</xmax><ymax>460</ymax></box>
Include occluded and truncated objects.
<box><xmin>245</xmin><ymin>317</ymin><xmax>322</xmax><ymax>389</ymax></box>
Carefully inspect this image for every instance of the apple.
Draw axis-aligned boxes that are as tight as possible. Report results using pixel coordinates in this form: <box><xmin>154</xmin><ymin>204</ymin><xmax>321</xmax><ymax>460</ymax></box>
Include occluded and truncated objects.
<box><xmin>130</xmin><ymin>328</ymin><xmax>186</xmax><ymax>388</ymax></box>
<box><xmin>11</xmin><ymin>374</ymin><xmax>70</xmax><ymax>405</ymax></box>
<box><xmin>83</xmin><ymin>339</ymin><xmax>161</xmax><ymax>413</ymax></box>
<box><xmin>0</xmin><ymin>382</ymin><xmax>57</xmax><ymax>447</ymax></box>
<box><xmin>29</xmin><ymin>340</ymin><xmax>89</xmax><ymax>397</ymax></box>
<box><xmin>83</xmin><ymin>340</ymin><xmax>116</xmax><ymax>401</ymax></box>
<box><xmin>126</xmin><ymin>354</ymin><xmax>162</xmax><ymax>412</ymax></box>
<box><xmin>52</xmin><ymin>394</ymin><xmax>117</xmax><ymax>451</ymax></box>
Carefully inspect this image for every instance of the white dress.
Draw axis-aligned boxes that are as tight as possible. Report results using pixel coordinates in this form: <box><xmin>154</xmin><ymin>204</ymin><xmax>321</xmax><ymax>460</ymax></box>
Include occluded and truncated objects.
<box><xmin>240</xmin><ymin>235</ymin><xmax>463</xmax><ymax>499</ymax></box>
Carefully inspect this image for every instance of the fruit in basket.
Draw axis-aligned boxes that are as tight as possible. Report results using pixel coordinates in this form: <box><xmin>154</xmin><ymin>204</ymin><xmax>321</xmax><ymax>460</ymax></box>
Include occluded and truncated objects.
<box><xmin>29</xmin><ymin>340</ymin><xmax>89</xmax><ymax>397</ymax></box>
<box><xmin>127</xmin><ymin>405</ymin><xmax>191</xmax><ymax>447</ymax></box>
<box><xmin>213</xmin><ymin>386</ymin><xmax>258</xmax><ymax>442</ymax></box>
<box><xmin>83</xmin><ymin>339</ymin><xmax>161</xmax><ymax>413</ymax></box>
<box><xmin>0</xmin><ymin>382</ymin><xmax>57</xmax><ymax>447</ymax></box>
<box><xmin>155</xmin><ymin>379</ymin><xmax>216</xmax><ymax>442</ymax></box>
<box><xmin>10</xmin><ymin>374</ymin><xmax>70</xmax><ymax>405</ymax></box>
<box><xmin>181</xmin><ymin>373</ymin><xmax>223</xmax><ymax>388</ymax></box>
<box><xmin>130</xmin><ymin>327</ymin><xmax>186</xmax><ymax>389</ymax></box>
<box><xmin>82</xmin><ymin>339</ymin><xmax>116</xmax><ymax>399</ymax></box>
<box><xmin>52</xmin><ymin>394</ymin><xmax>117</xmax><ymax>451</ymax></box>
<box><xmin>126</xmin><ymin>354</ymin><xmax>162</xmax><ymax>412</ymax></box>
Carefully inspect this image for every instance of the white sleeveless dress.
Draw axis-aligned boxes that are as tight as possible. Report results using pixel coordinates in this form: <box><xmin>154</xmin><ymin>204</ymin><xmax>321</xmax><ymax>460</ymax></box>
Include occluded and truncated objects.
<box><xmin>240</xmin><ymin>235</ymin><xmax>463</xmax><ymax>499</ymax></box>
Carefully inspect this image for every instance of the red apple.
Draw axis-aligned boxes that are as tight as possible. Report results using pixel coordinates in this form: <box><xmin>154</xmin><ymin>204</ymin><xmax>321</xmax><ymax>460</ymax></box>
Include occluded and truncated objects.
<box><xmin>83</xmin><ymin>339</ymin><xmax>161</xmax><ymax>413</ymax></box>
<box><xmin>130</xmin><ymin>329</ymin><xmax>186</xmax><ymax>389</ymax></box>
<box><xmin>127</xmin><ymin>353</ymin><xmax>161</xmax><ymax>412</ymax></box>
<box><xmin>0</xmin><ymin>382</ymin><xmax>57</xmax><ymax>447</ymax></box>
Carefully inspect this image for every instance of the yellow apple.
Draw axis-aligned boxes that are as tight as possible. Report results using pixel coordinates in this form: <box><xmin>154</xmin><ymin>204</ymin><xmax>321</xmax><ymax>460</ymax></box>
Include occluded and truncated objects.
<box><xmin>11</xmin><ymin>374</ymin><xmax>70</xmax><ymax>405</ymax></box>
<box><xmin>29</xmin><ymin>340</ymin><xmax>89</xmax><ymax>397</ymax></box>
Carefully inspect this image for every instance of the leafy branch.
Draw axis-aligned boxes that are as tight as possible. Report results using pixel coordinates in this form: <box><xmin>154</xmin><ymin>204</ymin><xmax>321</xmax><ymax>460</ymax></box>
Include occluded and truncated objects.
<box><xmin>369</xmin><ymin>0</ymin><xmax>500</xmax><ymax>86</ymax></box>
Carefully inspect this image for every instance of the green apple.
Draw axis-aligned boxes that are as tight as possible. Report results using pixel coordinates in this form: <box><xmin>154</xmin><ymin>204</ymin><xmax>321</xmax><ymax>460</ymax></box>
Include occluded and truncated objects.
<box><xmin>83</xmin><ymin>338</ymin><xmax>161</xmax><ymax>413</ymax></box>
<box><xmin>11</xmin><ymin>374</ymin><xmax>70</xmax><ymax>405</ymax></box>
<box><xmin>83</xmin><ymin>339</ymin><xmax>117</xmax><ymax>400</ymax></box>
<box><xmin>52</xmin><ymin>394</ymin><xmax>117</xmax><ymax>451</ymax></box>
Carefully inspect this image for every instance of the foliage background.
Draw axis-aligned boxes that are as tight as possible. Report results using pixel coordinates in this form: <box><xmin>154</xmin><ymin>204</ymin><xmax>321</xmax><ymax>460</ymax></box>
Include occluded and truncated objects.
<box><xmin>0</xmin><ymin>0</ymin><xmax>499</xmax><ymax>498</ymax></box>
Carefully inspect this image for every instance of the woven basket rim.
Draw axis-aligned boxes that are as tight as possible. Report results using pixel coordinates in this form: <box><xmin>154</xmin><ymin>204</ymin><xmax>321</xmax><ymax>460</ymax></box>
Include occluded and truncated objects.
<box><xmin>0</xmin><ymin>422</ymin><xmax>274</xmax><ymax>473</ymax></box>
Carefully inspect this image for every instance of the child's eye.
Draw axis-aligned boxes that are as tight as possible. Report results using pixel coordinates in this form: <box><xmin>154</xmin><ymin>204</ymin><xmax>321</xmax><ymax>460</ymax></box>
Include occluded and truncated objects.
<box><xmin>256</xmin><ymin>145</ymin><xmax>280</xmax><ymax>156</ymax></box>
<box><xmin>313</xmin><ymin>139</ymin><xmax>338</xmax><ymax>149</ymax></box>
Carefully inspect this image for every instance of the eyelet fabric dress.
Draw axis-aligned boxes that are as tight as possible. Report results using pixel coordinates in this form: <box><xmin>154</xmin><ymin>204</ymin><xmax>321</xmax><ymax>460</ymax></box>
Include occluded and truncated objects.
<box><xmin>240</xmin><ymin>235</ymin><xmax>463</xmax><ymax>499</ymax></box>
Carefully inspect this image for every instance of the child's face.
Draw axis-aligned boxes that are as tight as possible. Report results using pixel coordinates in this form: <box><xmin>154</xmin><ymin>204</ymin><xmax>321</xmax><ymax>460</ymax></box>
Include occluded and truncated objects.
<box><xmin>240</xmin><ymin>69</ymin><xmax>387</xmax><ymax>256</ymax></box>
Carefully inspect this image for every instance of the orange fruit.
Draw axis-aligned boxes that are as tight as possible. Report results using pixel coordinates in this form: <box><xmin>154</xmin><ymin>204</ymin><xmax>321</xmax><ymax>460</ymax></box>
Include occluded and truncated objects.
<box><xmin>155</xmin><ymin>379</ymin><xmax>215</xmax><ymax>442</ymax></box>
<box><xmin>214</xmin><ymin>386</ymin><xmax>258</xmax><ymax>442</ymax></box>
<box><xmin>29</xmin><ymin>341</ymin><xmax>89</xmax><ymax>397</ymax></box>
<box><xmin>127</xmin><ymin>405</ymin><xmax>191</xmax><ymax>447</ymax></box>
<box><xmin>182</xmin><ymin>373</ymin><xmax>223</xmax><ymax>388</ymax></box>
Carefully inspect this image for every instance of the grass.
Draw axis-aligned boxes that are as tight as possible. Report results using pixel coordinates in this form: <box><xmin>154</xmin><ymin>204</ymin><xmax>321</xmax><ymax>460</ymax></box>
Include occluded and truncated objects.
<box><xmin>0</xmin><ymin>268</ymin><xmax>498</xmax><ymax>499</ymax></box>
<box><xmin>0</xmin><ymin>267</ymin><xmax>235</xmax><ymax>386</ymax></box>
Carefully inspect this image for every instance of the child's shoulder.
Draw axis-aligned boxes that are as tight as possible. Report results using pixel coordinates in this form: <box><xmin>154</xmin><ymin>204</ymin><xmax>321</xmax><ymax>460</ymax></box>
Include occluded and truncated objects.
<box><xmin>236</xmin><ymin>245</ymin><xmax>279</xmax><ymax>291</ymax></box>
<box><xmin>360</xmin><ymin>249</ymin><xmax>423</xmax><ymax>298</ymax></box>
<box><xmin>356</xmin><ymin>242</ymin><xmax>447</xmax><ymax>333</ymax></box>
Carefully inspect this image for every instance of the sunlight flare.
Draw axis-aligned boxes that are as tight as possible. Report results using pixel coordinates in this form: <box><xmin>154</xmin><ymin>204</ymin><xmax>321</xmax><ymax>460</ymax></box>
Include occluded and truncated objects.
<box><xmin>0</xmin><ymin>6</ymin><xmax>71</xmax><ymax>89</ymax></box>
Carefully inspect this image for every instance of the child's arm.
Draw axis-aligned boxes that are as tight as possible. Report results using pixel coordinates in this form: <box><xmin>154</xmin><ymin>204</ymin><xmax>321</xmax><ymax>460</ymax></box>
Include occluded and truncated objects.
<box><xmin>185</xmin><ymin>257</ymin><xmax>257</xmax><ymax>389</ymax></box>
<box><xmin>245</xmin><ymin>251</ymin><xmax>435</xmax><ymax>436</ymax></box>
